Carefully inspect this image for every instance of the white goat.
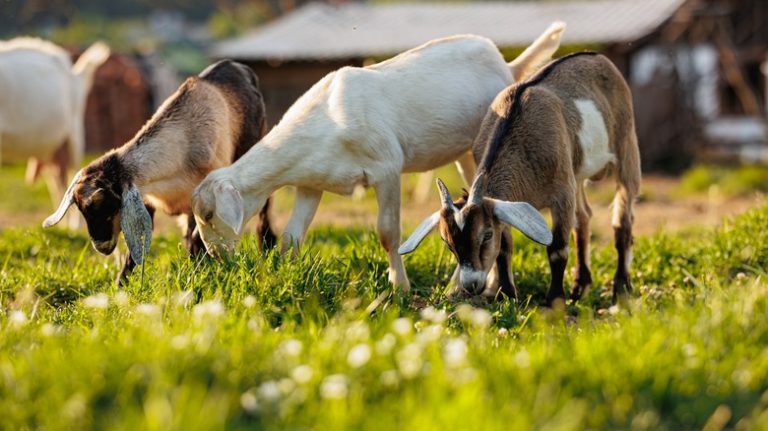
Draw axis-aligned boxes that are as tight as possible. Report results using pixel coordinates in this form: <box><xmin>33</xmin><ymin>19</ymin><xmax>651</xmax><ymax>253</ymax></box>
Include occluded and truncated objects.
<box><xmin>400</xmin><ymin>52</ymin><xmax>642</xmax><ymax>306</ymax></box>
<box><xmin>192</xmin><ymin>24</ymin><xmax>565</xmax><ymax>291</ymax></box>
<box><xmin>0</xmin><ymin>38</ymin><xmax>109</xmax><ymax>226</ymax></box>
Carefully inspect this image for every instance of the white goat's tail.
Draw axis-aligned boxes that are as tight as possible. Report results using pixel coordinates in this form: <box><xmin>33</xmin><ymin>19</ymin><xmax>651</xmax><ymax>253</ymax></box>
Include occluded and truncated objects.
<box><xmin>72</xmin><ymin>41</ymin><xmax>110</xmax><ymax>93</ymax></box>
<box><xmin>508</xmin><ymin>21</ymin><xmax>566</xmax><ymax>82</ymax></box>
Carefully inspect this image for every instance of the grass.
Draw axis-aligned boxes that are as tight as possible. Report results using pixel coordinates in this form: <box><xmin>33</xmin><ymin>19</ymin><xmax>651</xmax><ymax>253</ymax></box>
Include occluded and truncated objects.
<box><xmin>2</xmin><ymin>193</ymin><xmax>768</xmax><ymax>429</ymax></box>
<box><xmin>678</xmin><ymin>164</ymin><xmax>768</xmax><ymax>198</ymax></box>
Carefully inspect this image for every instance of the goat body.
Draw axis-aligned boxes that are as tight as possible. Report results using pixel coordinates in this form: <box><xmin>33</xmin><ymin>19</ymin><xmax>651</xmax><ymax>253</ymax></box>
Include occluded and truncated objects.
<box><xmin>192</xmin><ymin>24</ymin><xmax>565</xmax><ymax>291</ymax></box>
<box><xmin>401</xmin><ymin>53</ymin><xmax>641</xmax><ymax>305</ymax></box>
<box><xmin>44</xmin><ymin>60</ymin><xmax>276</xmax><ymax>285</ymax></box>
<box><xmin>0</xmin><ymin>38</ymin><xmax>109</xmax><ymax>223</ymax></box>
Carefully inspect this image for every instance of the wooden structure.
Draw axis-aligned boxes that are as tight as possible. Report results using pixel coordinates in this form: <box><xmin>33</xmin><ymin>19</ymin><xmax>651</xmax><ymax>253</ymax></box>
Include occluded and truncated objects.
<box><xmin>213</xmin><ymin>0</ymin><xmax>768</xmax><ymax>170</ymax></box>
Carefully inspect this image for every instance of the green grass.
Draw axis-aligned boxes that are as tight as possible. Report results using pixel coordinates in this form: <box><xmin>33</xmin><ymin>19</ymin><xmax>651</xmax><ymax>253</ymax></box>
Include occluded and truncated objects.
<box><xmin>3</xmin><ymin>198</ymin><xmax>768</xmax><ymax>429</ymax></box>
<box><xmin>678</xmin><ymin>164</ymin><xmax>768</xmax><ymax>198</ymax></box>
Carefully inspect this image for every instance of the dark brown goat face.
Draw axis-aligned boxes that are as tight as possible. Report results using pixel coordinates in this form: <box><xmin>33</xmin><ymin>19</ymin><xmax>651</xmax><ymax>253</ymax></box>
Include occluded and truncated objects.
<box><xmin>438</xmin><ymin>201</ymin><xmax>504</xmax><ymax>294</ymax></box>
<box><xmin>73</xmin><ymin>172</ymin><xmax>123</xmax><ymax>255</ymax></box>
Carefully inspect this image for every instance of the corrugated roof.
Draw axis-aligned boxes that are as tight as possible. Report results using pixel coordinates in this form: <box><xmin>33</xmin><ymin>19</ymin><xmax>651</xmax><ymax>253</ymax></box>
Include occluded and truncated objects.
<box><xmin>213</xmin><ymin>0</ymin><xmax>685</xmax><ymax>61</ymax></box>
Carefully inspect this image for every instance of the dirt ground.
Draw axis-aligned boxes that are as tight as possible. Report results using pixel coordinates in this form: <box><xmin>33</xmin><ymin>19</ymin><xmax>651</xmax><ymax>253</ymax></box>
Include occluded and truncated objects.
<box><xmin>1</xmin><ymin>175</ymin><xmax>763</xmax><ymax>246</ymax></box>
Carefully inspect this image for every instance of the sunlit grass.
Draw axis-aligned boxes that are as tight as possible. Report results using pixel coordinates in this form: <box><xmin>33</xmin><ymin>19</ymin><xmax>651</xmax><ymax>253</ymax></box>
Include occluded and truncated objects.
<box><xmin>2</xmin><ymin>201</ymin><xmax>768</xmax><ymax>429</ymax></box>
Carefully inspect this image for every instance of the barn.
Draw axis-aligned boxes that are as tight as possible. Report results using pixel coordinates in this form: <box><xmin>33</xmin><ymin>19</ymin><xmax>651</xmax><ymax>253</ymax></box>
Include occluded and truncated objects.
<box><xmin>213</xmin><ymin>0</ymin><xmax>768</xmax><ymax>170</ymax></box>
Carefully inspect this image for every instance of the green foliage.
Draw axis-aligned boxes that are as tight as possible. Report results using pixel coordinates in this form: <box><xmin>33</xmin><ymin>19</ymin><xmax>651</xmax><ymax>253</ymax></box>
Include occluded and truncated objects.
<box><xmin>678</xmin><ymin>164</ymin><xmax>768</xmax><ymax>198</ymax></box>
<box><xmin>2</xmin><ymin>200</ymin><xmax>768</xmax><ymax>428</ymax></box>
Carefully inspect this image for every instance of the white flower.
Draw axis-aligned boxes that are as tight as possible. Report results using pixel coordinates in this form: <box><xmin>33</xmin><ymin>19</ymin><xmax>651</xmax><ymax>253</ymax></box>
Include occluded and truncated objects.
<box><xmin>420</xmin><ymin>306</ymin><xmax>448</xmax><ymax>324</ymax></box>
<box><xmin>415</xmin><ymin>324</ymin><xmax>443</xmax><ymax>345</ymax></box>
<box><xmin>498</xmin><ymin>327</ymin><xmax>509</xmax><ymax>337</ymax></box>
<box><xmin>170</xmin><ymin>334</ymin><xmax>190</xmax><ymax>350</ymax></box>
<box><xmin>240</xmin><ymin>391</ymin><xmax>259</xmax><ymax>413</ymax></box>
<box><xmin>113</xmin><ymin>291</ymin><xmax>130</xmax><ymax>307</ymax></box>
<box><xmin>345</xmin><ymin>321</ymin><xmax>370</xmax><ymax>342</ymax></box>
<box><xmin>514</xmin><ymin>349</ymin><xmax>531</xmax><ymax>368</ymax></box>
<box><xmin>380</xmin><ymin>370</ymin><xmax>400</xmax><ymax>388</ymax></box>
<box><xmin>82</xmin><ymin>293</ymin><xmax>109</xmax><ymax>310</ymax></box>
<box><xmin>192</xmin><ymin>300</ymin><xmax>225</xmax><ymax>320</ymax></box>
<box><xmin>172</xmin><ymin>290</ymin><xmax>194</xmax><ymax>308</ymax></box>
<box><xmin>458</xmin><ymin>306</ymin><xmax>493</xmax><ymax>328</ymax></box>
<box><xmin>392</xmin><ymin>317</ymin><xmax>413</xmax><ymax>337</ymax></box>
<box><xmin>443</xmin><ymin>338</ymin><xmax>468</xmax><ymax>368</ymax></box>
<box><xmin>279</xmin><ymin>339</ymin><xmax>303</xmax><ymax>358</ymax></box>
<box><xmin>40</xmin><ymin>323</ymin><xmax>61</xmax><ymax>337</ymax></box>
<box><xmin>278</xmin><ymin>378</ymin><xmax>296</xmax><ymax>395</ymax></box>
<box><xmin>291</xmin><ymin>365</ymin><xmax>313</xmax><ymax>384</ymax></box>
<box><xmin>375</xmin><ymin>334</ymin><xmax>396</xmax><ymax>356</ymax></box>
<box><xmin>242</xmin><ymin>295</ymin><xmax>257</xmax><ymax>308</ymax></box>
<box><xmin>135</xmin><ymin>303</ymin><xmax>161</xmax><ymax>318</ymax></box>
<box><xmin>257</xmin><ymin>380</ymin><xmax>281</xmax><ymax>402</ymax></box>
<box><xmin>8</xmin><ymin>310</ymin><xmax>27</xmax><ymax>327</ymax></box>
<box><xmin>347</xmin><ymin>343</ymin><xmax>372</xmax><ymax>368</ymax></box>
<box><xmin>320</xmin><ymin>374</ymin><xmax>349</xmax><ymax>399</ymax></box>
<box><xmin>396</xmin><ymin>343</ymin><xmax>423</xmax><ymax>379</ymax></box>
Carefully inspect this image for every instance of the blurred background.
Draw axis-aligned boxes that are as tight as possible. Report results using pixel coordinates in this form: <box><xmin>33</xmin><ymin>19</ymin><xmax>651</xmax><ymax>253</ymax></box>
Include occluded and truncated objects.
<box><xmin>1</xmin><ymin>0</ymin><xmax>767</xmax><ymax>241</ymax></box>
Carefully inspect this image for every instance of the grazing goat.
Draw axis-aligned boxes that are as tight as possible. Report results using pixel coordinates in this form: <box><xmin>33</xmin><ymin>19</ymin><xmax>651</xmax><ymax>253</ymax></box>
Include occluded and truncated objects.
<box><xmin>191</xmin><ymin>24</ymin><xmax>565</xmax><ymax>291</ymax></box>
<box><xmin>400</xmin><ymin>52</ymin><xmax>642</xmax><ymax>305</ymax></box>
<box><xmin>43</xmin><ymin>60</ymin><xmax>276</xmax><ymax>285</ymax></box>
<box><xmin>0</xmin><ymin>38</ymin><xmax>110</xmax><ymax>227</ymax></box>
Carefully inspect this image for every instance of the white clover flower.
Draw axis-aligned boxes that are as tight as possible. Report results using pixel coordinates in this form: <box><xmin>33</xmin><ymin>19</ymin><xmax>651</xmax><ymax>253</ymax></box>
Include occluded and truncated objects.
<box><xmin>396</xmin><ymin>343</ymin><xmax>423</xmax><ymax>379</ymax></box>
<box><xmin>320</xmin><ymin>374</ymin><xmax>349</xmax><ymax>399</ymax></box>
<box><xmin>291</xmin><ymin>365</ymin><xmax>313</xmax><ymax>384</ymax></box>
<box><xmin>470</xmin><ymin>308</ymin><xmax>492</xmax><ymax>328</ymax></box>
<box><xmin>608</xmin><ymin>305</ymin><xmax>620</xmax><ymax>315</ymax></box>
<box><xmin>347</xmin><ymin>343</ymin><xmax>372</xmax><ymax>368</ymax></box>
<box><xmin>242</xmin><ymin>295</ymin><xmax>257</xmax><ymax>308</ymax></box>
<box><xmin>40</xmin><ymin>322</ymin><xmax>61</xmax><ymax>337</ymax></box>
<box><xmin>380</xmin><ymin>370</ymin><xmax>400</xmax><ymax>388</ymax></box>
<box><xmin>375</xmin><ymin>333</ymin><xmax>396</xmax><ymax>356</ymax></box>
<box><xmin>345</xmin><ymin>321</ymin><xmax>370</xmax><ymax>342</ymax></box>
<box><xmin>192</xmin><ymin>300</ymin><xmax>225</xmax><ymax>320</ymax></box>
<box><xmin>170</xmin><ymin>334</ymin><xmax>190</xmax><ymax>350</ymax></box>
<box><xmin>240</xmin><ymin>390</ymin><xmax>259</xmax><ymax>413</ymax></box>
<box><xmin>278</xmin><ymin>378</ymin><xmax>296</xmax><ymax>395</ymax></box>
<box><xmin>135</xmin><ymin>303</ymin><xmax>161</xmax><ymax>318</ymax></box>
<box><xmin>279</xmin><ymin>339</ymin><xmax>303</xmax><ymax>358</ymax></box>
<box><xmin>415</xmin><ymin>324</ymin><xmax>443</xmax><ymax>345</ymax></box>
<box><xmin>257</xmin><ymin>380</ymin><xmax>281</xmax><ymax>402</ymax></box>
<box><xmin>443</xmin><ymin>338</ymin><xmax>468</xmax><ymax>368</ymax></box>
<box><xmin>420</xmin><ymin>306</ymin><xmax>448</xmax><ymax>324</ymax></box>
<box><xmin>8</xmin><ymin>310</ymin><xmax>27</xmax><ymax>327</ymax></box>
<box><xmin>112</xmin><ymin>291</ymin><xmax>130</xmax><ymax>307</ymax></box>
<box><xmin>392</xmin><ymin>317</ymin><xmax>413</xmax><ymax>337</ymax></box>
<box><xmin>514</xmin><ymin>349</ymin><xmax>531</xmax><ymax>368</ymax></box>
<box><xmin>498</xmin><ymin>327</ymin><xmax>509</xmax><ymax>337</ymax></box>
<box><xmin>172</xmin><ymin>290</ymin><xmax>194</xmax><ymax>308</ymax></box>
<box><xmin>82</xmin><ymin>293</ymin><xmax>109</xmax><ymax>310</ymax></box>
<box><xmin>455</xmin><ymin>304</ymin><xmax>474</xmax><ymax>322</ymax></box>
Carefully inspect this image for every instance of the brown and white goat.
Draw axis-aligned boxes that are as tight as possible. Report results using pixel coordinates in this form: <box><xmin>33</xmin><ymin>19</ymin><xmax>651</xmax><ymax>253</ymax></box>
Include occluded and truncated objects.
<box><xmin>400</xmin><ymin>52</ymin><xmax>642</xmax><ymax>305</ymax></box>
<box><xmin>43</xmin><ymin>60</ymin><xmax>276</xmax><ymax>285</ymax></box>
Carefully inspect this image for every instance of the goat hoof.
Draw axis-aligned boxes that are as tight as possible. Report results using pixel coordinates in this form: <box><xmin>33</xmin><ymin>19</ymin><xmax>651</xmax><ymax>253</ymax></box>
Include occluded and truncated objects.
<box><xmin>570</xmin><ymin>282</ymin><xmax>591</xmax><ymax>301</ymax></box>
<box><xmin>612</xmin><ymin>278</ymin><xmax>633</xmax><ymax>304</ymax></box>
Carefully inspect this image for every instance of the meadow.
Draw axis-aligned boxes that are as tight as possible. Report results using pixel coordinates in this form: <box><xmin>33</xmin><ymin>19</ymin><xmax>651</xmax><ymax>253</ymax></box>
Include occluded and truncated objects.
<box><xmin>1</xmin><ymin>164</ymin><xmax>768</xmax><ymax>430</ymax></box>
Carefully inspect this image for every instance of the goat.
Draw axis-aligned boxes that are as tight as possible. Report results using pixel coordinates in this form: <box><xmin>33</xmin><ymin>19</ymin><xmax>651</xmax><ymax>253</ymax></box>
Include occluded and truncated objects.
<box><xmin>0</xmin><ymin>38</ymin><xmax>110</xmax><ymax>227</ymax></box>
<box><xmin>43</xmin><ymin>60</ymin><xmax>277</xmax><ymax>285</ymax></box>
<box><xmin>399</xmin><ymin>52</ymin><xmax>642</xmax><ymax>306</ymax></box>
<box><xmin>191</xmin><ymin>24</ymin><xmax>565</xmax><ymax>292</ymax></box>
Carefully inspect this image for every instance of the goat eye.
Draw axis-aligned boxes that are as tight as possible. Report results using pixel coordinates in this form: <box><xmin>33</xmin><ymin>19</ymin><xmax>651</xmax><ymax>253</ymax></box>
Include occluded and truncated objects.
<box><xmin>482</xmin><ymin>231</ymin><xmax>493</xmax><ymax>242</ymax></box>
<box><xmin>205</xmin><ymin>212</ymin><xmax>214</xmax><ymax>222</ymax></box>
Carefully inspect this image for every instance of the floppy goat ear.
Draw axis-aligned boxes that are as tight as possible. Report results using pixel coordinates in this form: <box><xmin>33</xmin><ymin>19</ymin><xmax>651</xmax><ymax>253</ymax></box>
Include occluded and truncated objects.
<box><xmin>43</xmin><ymin>169</ymin><xmax>84</xmax><ymax>228</ymax></box>
<box><xmin>491</xmin><ymin>200</ymin><xmax>553</xmax><ymax>246</ymax></box>
<box><xmin>215</xmin><ymin>182</ymin><xmax>244</xmax><ymax>235</ymax></box>
<box><xmin>398</xmin><ymin>211</ymin><xmax>440</xmax><ymax>255</ymax></box>
<box><xmin>120</xmin><ymin>184</ymin><xmax>153</xmax><ymax>264</ymax></box>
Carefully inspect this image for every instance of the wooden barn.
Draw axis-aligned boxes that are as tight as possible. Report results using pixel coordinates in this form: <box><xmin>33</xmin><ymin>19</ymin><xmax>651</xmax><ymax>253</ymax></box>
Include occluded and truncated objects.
<box><xmin>213</xmin><ymin>0</ymin><xmax>768</xmax><ymax>170</ymax></box>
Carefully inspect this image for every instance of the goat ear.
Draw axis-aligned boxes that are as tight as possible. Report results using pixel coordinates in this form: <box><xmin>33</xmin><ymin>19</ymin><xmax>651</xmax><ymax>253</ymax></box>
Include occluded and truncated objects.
<box><xmin>43</xmin><ymin>169</ymin><xmax>83</xmax><ymax>228</ymax></box>
<box><xmin>491</xmin><ymin>200</ymin><xmax>553</xmax><ymax>246</ymax></box>
<box><xmin>120</xmin><ymin>184</ymin><xmax>153</xmax><ymax>264</ymax></box>
<box><xmin>509</xmin><ymin>21</ymin><xmax>566</xmax><ymax>81</ymax></box>
<box><xmin>215</xmin><ymin>182</ymin><xmax>244</xmax><ymax>235</ymax></box>
<box><xmin>398</xmin><ymin>211</ymin><xmax>441</xmax><ymax>255</ymax></box>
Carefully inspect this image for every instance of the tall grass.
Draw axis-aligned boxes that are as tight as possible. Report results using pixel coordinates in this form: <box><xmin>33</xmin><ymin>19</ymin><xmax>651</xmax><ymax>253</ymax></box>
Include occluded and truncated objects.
<box><xmin>1</xmin><ymin>205</ymin><xmax>768</xmax><ymax>430</ymax></box>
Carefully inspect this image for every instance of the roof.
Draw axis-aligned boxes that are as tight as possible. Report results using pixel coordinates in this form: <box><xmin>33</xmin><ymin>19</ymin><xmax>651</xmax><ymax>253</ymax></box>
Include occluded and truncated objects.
<box><xmin>213</xmin><ymin>0</ymin><xmax>685</xmax><ymax>61</ymax></box>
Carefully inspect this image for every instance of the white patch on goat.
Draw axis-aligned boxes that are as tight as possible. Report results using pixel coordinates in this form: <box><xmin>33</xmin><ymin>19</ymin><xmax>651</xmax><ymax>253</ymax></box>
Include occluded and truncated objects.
<box><xmin>454</xmin><ymin>208</ymin><xmax>466</xmax><ymax>230</ymax></box>
<box><xmin>574</xmin><ymin>99</ymin><xmax>615</xmax><ymax>180</ymax></box>
<box><xmin>459</xmin><ymin>265</ymin><xmax>486</xmax><ymax>289</ymax></box>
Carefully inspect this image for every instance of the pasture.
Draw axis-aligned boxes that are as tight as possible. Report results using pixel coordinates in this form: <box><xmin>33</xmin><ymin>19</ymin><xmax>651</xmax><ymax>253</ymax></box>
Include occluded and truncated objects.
<box><xmin>1</xmin><ymin>163</ymin><xmax>768</xmax><ymax>430</ymax></box>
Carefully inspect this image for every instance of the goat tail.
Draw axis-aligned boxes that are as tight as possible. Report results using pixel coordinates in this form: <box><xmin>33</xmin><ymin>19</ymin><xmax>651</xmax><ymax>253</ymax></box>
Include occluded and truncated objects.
<box><xmin>72</xmin><ymin>41</ymin><xmax>110</xmax><ymax>92</ymax></box>
<box><xmin>508</xmin><ymin>21</ymin><xmax>565</xmax><ymax>82</ymax></box>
